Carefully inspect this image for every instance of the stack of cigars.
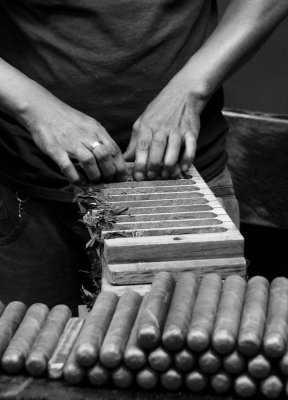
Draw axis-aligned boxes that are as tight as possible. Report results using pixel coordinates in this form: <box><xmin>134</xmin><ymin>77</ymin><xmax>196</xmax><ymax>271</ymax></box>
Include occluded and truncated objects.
<box><xmin>1</xmin><ymin>272</ymin><xmax>288</xmax><ymax>398</ymax></box>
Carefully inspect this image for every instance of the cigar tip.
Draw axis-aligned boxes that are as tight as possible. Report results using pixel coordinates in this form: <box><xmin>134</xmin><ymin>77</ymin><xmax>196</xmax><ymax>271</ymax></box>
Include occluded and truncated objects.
<box><xmin>25</xmin><ymin>354</ymin><xmax>46</xmax><ymax>376</ymax></box>
<box><xmin>2</xmin><ymin>351</ymin><xmax>24</xmax><ymax>374</ymax></box>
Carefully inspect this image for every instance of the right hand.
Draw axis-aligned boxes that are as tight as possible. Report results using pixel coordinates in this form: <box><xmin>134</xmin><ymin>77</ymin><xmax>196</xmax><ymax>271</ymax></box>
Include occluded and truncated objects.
<box><xmin>20</xmin><ymin>86</ymin><xmax>128</xmax><ymax>184</ymax></box>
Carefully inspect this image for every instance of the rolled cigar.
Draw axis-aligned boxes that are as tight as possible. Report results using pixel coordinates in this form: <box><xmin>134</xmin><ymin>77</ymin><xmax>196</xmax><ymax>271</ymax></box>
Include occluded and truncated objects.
<box><xmin>234</xmin><ymin>374</ymin><xmax>257</xmax><ymax>398</ymax></box>
<box><xmin>198</xmin><ymin>348</ymin><xmax>221</xmax><ymax>374</ymax></box>
<box><xmin>238</xmin><ymin>276</ymin><xmax>269</xmax><ymax>357</ymax></box>
<box><xmin>124</xmin><ymin>294</ymin><xmax>148</xmax><ymax>370</ymax></box>
<box><xmin>76</xmin><ymin>291</ymin><xmax>119</xmax><ymax>367</ymax></box>
<box><xmin>25</xmin><ymin>304</ymin><xmax>71</xmax><ymax>376</ymax></box>
<box><xmin>148</xmin><ymin>346</ymin><xmax>172</xmax><ymax>372</ymax></box>
<box><xmin>160</xmin><ymin>368</ymin><xmax>183</xmax><ymax>391</ymax></box>
<box><xmin>88</xmin><ymin>362</ymin><xmax>110</xmax><ymax>386</ymax></box>
<box><xmin>100</xmin><ymin>291</ymin><xmax>141</xmax><ymax>368</ymax></box>
<box><xmin>136</xmin><ymin>367</ymin><xmax>159</xmax><ymax>390</ymax></box>
<box><xmin>112</xmin><ymin>365</ymin><xmax>134</xmax><ymax>389</ymax></box>
<box><xmin>248</xmin><ymin>354</ymin><xmax>272</xmax><ymax>379</ymax></box>
<box><xmin>223</xmin><ymin>350</ymin><xmax>246</xmax><ymax>375</ymax></box>
<box><xmin>185</xmin><ymin>370</ymin><xmax>208</xmax><ymax>392</ymax></box>
<box><xmin>260</xmin><ymin>375</ymin><xmax>283</xmax><ymax>399</ymax></box>
<box><xmin>187</xmin><ymin>273</ymin><xmax>222</xmax><ymax>352</ymax></box>
<box><xmin>162</xmin><ymin>272</ymin><xmax>198</xmax><ymax>351</ymax></box>
<box><xmin>279</xmin><ymin>346</ymin><xmax>288</xmax><ymax>376</ymax></box>
<box><xmin>210</xmin><ymin>370</ymin><xmax>232</xmax><ymax>393</ymax></box>
<box><xmin>0</xmin><ymin>301</ymin><xmax>27</xmax><ymax>358</ymax></box>
<box><xmin>174</xmin><ymin>348</ymin><xmax>196</xmax><ymax>372</ymax></box>
<box><xmin>1</xmin><ymin>303</ymin><xmax>49</xmax><ymax>374</ymax></box>
<box><xmin>63</xmin><ymin>344</ymin><xmax>86</xmax><ymax>385</ymax></box>
<box><xmin>263</xmin><ymin>277</ymin><xmax>288</xmax><ymax>358</ymax></box>
<box><xmin>48</xmin><ymin>317</ymin><xmax>84</xmax><ymax>380</ymax></box>
<box><xmin>212</xmin><ymin>275</ymin><xmax>247</xmax><ymax>355</ymax></box>
<box><xmin>138</xmin><ymin>272</ymin><xmax>175</xmax><ymax>349</ymax></box>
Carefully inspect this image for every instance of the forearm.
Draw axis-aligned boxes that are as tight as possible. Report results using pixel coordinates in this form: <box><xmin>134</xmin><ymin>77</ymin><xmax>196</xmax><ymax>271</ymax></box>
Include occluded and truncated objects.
<box><xmin>177</xmin><ymin>0</ymin><xmax>288</xmax><ymax>109</ymax></box>
<box><xmin>0</xmin><ymin>57</ymin><xmax>46</xmax><ymax>125</ymax></box>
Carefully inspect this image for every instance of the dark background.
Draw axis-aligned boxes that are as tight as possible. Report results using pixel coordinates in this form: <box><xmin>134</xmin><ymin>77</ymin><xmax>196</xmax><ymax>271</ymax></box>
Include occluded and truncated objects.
<box><xmin>219</xmin><ymin>1</ymin><xmax>288</xmax><ymax>115</ymax></box>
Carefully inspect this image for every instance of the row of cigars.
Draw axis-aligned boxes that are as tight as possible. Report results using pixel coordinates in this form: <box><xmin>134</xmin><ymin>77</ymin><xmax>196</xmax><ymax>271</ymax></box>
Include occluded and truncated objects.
<box><xmin>1</xmin><ymin>272</ymin><xmax>288</xmax><ymax>398</ymax></box>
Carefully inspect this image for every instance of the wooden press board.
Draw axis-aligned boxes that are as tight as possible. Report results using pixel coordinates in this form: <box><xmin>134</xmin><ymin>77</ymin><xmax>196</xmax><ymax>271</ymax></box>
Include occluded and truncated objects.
<box><xmin>83</xmin><ymin>166</ymin><xmax>246</xmax><ymax>292</ymax></box>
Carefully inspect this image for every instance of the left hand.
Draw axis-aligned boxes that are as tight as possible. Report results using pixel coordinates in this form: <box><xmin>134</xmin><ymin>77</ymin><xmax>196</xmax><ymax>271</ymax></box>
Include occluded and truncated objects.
<box><xmin>124</xmin><ymin>74</ymin><xmax>206</xmax><ymax>180</ymax></box>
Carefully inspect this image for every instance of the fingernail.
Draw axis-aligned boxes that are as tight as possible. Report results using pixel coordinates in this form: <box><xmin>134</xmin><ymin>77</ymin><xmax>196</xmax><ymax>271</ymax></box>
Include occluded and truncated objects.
<box><xmin>134</xmin><ymin>172</ymin><xmax>144</xmax><ymax>181</ymax></box>
<box><xmin>147</xmin><ymin>171</ymin><xmax>156</xmax><ymax>180</ymax></box>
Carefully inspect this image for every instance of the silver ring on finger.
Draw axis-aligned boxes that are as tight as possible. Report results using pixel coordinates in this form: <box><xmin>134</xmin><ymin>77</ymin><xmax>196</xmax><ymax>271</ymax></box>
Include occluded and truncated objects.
<box><xmin>90</xmin><ymin>140</ymin><xmax>103</xmax><ymax>151</ymax></box>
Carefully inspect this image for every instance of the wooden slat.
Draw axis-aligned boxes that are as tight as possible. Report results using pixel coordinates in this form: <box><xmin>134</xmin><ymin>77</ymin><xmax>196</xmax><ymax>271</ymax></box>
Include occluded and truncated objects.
<box><xmin>109</xmin><ymin>218</ymin><xmax>222</xmax><ymax>231</ymax></box>
<box><xmin>98</xmin><ymin>196</ymin><xmax>212</xmax><ymax>209</ymax></box>
<box><xmin>114</xmin><ymin>211</ymin><xmax>218</xmax><ymax>223</ymax></box>
<box><xmin>91</xmin><ymin>201</ymin><xmax>223</xmax><ymax>217</ymax></box>
<box><xmin>97</xmin><ymin>178</ymin><xmax>197</xmax><ymax>189</ymax></box>
<box><xmin>103</xmin><ymin>226</ymin><xmax>228</xmax><ymax>239</ymax></box>
<box><xmin>105</xmin><ymin>191</ymin><xmax>202</xmax><ymax>202</ymax></box>
<box><xmin>113</xmin><ymin>207</ymin><xmax>227</xmax><ymax>223</ymax></box>
<box><xmin>103</xmin><ymin>231</ymin><xmax>244</xmax><ymax>264</ymax></box>
<box><xmin>103</xmin><ymin>257</ymin><xmax>247</xmax><ymax>285</ymax></box>
<box><xmin>100</xmin><ymin>185</ymin><xmax>200</xmax><ymax>195</ymax></box>
<box><xmin>99</xmin><ymin>180</ymin><xmax>209</xmax><ymax>195</ymax></box>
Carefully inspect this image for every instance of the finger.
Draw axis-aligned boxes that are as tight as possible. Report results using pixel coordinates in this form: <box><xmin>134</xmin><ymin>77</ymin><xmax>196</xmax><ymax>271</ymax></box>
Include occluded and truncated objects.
<box><xmin>109</xmin><ymin>143</ymin><xmax>129</xmax><ymax>182</ymax></box>
<box><xmin>123</xmin><ymin>138</ymin><xmax>137</xmax><ymax>162</ymax></box>
<box><xmin>91</xmin><ymin>144</ymin><xmax>116</xmax><ymax>182</ymax></box>
<box><xmin>161</xmin><ymin>133</ymin><xmax>182</xmax><ymax>179</ymax></box>
<box><xmin>134</xmin><ymin>127</ymin><xmax>152</xmax><ymax>181</ymax></box>
<box><xmin>91</xmin><ymin>138</ymin><xmax>127</xmax><ymax>181</ymax></box>
<box><xmin>147</xmin><ymin>130</ymin><xmax>167</xmax><ymax>180</ymax></box>
<box><xmin>55</xmin><ymin>152</ymin><xmax>84</xmax><ymax>184</ymax></box>
<box><xmin>180</xmin><ymin>131</ymin><xmax>197</xmax><ymax>173</ymax></box>
<box><xmin>76</xmin><ymin>147</ymin><xmax>102</xmax><ymax>183</ymax></box>
<box><xmin>123</xmin><ymin>121</ymin><xmax>139</xmax><ymax>161</ymax></box>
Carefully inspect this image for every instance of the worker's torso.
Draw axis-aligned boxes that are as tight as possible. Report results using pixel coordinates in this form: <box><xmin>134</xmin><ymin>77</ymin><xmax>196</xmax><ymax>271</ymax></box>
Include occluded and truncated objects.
<box><xmin>0</xmin><ymin>0</ymin><xmax>227</xmax><ymax>201</ymax></box>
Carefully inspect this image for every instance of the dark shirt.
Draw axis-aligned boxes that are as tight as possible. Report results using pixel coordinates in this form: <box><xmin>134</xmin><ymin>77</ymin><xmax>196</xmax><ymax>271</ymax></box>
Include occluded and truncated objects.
<box><xmin>0</xmin><ymin>0</ymin><xmax>227</xmax><ymax>202</ymax></box>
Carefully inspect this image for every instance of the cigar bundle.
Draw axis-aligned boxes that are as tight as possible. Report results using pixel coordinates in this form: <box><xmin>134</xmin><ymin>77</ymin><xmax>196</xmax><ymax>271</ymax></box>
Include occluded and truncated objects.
<box><xmin>1</xmin><ymin>272</ymin><xmax>288</xmax><ymax>399</ymax></box>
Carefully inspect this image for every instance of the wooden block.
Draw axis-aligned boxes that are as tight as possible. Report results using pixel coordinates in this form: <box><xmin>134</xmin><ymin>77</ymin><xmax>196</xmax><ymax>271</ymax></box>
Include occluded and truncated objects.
<box><xmin>77</xmin><ymin>165</ymin><xmax>245</xmax><ymax>287</ymax></box>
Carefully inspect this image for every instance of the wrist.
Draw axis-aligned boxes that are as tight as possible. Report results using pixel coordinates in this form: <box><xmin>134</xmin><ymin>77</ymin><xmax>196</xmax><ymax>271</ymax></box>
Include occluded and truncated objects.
<box><xmin>172</xmin><ymin>67</ymin><xmax>214</xmax><ymax>115</ymax></box>
<box><xmin>0</xmin><ymin>82</ymin><xmax>46</xmax><ymax>130</ymax></box>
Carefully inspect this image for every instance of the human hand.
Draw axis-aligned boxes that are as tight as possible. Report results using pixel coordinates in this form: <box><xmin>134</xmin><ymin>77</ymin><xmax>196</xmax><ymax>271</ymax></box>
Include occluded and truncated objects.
<box><xmin>20</xmin><ymin>87</ymin><xmax>128</xmax><ymax>184</ymax></box>
<box><xmin>123</xmin><ymin>74</ymin><xmax>206</xmax><ymax>181</ymax></box>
